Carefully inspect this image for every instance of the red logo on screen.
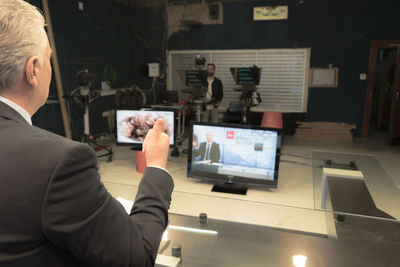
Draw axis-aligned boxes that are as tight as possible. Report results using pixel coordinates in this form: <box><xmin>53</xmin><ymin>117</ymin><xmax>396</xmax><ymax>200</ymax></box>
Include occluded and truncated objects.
<box><xmin>226</xmin><ymin>131</ymin><xmax>235</xmax><ymax>139</ymax></box>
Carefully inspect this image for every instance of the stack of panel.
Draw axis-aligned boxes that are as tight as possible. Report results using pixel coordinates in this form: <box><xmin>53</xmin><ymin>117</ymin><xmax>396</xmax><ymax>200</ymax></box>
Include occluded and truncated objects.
<box><xmin>295</xmin><ymin>122</ymin><xmax>355</xmax><ymax>142</ymax></box>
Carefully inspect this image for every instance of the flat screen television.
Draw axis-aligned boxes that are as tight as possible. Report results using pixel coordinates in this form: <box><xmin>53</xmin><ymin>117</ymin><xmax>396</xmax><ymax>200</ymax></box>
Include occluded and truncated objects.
<box><xmin>185</xmin><ymin>70</ymin><xmax>207</xmax><ymax>87</ymax></box>
<box><xmin>230</xmin><ymin>66</ymin><xmax>261</xmax><ymax>85</ymax></box>
<box><xmin>115</xmin><ymin>109</ymin><xmax>175</xmax><ymax>149</ymax></box>
<box><xmin>187</xmin><ymin>122</ymin><xmax>282</xmax><ymax>194</ymax></box>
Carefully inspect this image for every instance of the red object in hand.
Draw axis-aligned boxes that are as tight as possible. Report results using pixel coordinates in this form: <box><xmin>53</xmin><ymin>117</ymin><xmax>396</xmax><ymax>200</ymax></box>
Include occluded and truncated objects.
<box><xmin>136</xmin><ymin>151</ymin><xmax>147</xmax><ymax>174</ymax></box>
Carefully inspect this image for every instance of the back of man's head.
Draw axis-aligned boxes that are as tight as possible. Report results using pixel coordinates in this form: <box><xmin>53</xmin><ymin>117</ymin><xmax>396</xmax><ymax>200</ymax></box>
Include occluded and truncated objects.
<box><xmin>0</xmin><ymin>0</ymin><xmax>47</xmax><ymax>92</ymax></box>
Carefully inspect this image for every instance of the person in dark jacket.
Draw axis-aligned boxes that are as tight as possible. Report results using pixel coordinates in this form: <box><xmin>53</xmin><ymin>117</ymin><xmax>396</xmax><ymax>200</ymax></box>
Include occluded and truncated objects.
<box><xmin>193</xmin><ymin>131</ymin><xmax>220</xmax><ymax>163</ymax></box>
<box><xmin>0</xmin><ymin>1</ymin><xmax>173</xmax><ymax>266</ymax></box>
<box><xmin>202</xmin><ymin>63</ymin><xmax>223</xmax><ymax>122</ymax></box>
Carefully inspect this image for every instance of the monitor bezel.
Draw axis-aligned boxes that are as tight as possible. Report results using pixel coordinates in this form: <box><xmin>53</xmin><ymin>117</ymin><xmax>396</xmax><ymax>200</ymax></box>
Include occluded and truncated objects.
<box><xmin>187</xmin><ymin>122</ymin><xmax>282</xmax><ymax>189</ymax></box>
<box><xmin>115</xmin><ymin>109</ymin><xmax>176</xmax><ymax>149</ymax></box>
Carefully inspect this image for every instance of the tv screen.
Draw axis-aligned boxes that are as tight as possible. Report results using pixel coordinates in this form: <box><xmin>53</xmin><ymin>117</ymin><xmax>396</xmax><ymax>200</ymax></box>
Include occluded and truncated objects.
<box><xmin>187</xmin><ymin>122</ymin><xmax>281</xmax><ymax>189</ymax></box>
<box><xmin>115</xmin><ymin>110</ymin><xmax>175</xmax><ymax>148</ymax></box>
<box><xmin>185</xmin><ymin>70</ymin><xmax>207</xmax><ymax>87</ymax></box>
<box><xmin>230</xmin><ymin>66</ymin><xmax>261</xmax><ymax>85</ymax></box>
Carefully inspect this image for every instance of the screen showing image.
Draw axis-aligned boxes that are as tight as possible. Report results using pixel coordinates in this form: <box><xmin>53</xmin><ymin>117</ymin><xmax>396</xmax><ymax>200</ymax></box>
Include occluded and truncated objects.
<box><xmin>186</xmin><ymin>70</ymin><xmax>207</xmax><ymax>87</ymax></box>
<box><xmin>188</xmin><ymin>123</ymin><xmax>281</xmax><ymax>187</ymax></box>
<box><xmin>230</xmin><ymin>67</ymin><xmax>261</xmax><ymax>85</ymax></box>
<box><xmin>116</xmin><ymin>110</ymin><xmax>175</xmax><ymax>146</ymax></box>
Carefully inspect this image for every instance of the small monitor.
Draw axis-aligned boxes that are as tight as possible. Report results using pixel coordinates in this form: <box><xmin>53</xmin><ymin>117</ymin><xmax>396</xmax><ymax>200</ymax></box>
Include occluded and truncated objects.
<box><xmin>185</xmin><ymin>70</ymin><xmax>207</xmax><ymax>87</ymax></box>
<box><xmin>115</xmin><ymin>110</ymin><xmax>175</xmax><ymax>149</ymax></box>
<box><xmin>187</xmin><ymin>122</ymin><xmax>282</xmax><ymax>191</ymax></box>
<box><xmin>230</xmin><ymin>66</ymin><xmax>261</xmax><ymax>85</ymax></box>
<box><xmin>160</xmin><ymin>90</ymin><xmax>179</xmax><ymax>104</ymax></box>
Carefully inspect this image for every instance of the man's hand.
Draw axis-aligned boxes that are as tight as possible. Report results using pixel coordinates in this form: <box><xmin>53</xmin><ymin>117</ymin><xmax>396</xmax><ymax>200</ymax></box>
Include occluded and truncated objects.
<box><xmin>142</xmin><ymin>119</ymin><xmax>170</xmax><ymax>169</ymax></box>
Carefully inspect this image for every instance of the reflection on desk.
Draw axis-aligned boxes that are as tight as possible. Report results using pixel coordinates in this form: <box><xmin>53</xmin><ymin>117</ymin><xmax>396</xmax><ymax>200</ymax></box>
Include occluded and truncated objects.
<box><xmin>103</xmin><ymin>181</ymin><xmax>328</xmax><ymax>236</ymax></box>
<box><xmin>99</xmin><ymin>147</ymin><xmax>400</xmax><ymax>266</ymax></box>
<box><xmin>160</xmin><ymin>213</ymin><xmax>400</xmax><ymax>267</ymax></box>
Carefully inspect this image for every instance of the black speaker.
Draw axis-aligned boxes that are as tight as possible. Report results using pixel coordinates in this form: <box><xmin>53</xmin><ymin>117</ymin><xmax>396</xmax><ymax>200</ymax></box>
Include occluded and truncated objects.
<box><xmin>209</xmin><ymin>3</ymin><xmax>219</xmax><ymax>19</ymax></box>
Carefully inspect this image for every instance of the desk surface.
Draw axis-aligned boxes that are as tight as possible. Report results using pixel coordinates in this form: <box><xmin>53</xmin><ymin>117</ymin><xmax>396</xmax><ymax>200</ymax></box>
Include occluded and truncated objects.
<box><xmin>98</xmin><ymin>146</ymin><xmax>400</xmax><ymax>236</ymax></box>
<box><xmin>104</xmin><ymin>181</ymin><xmax>329</xmax><ymax>236</ymax></box>
<box><xmin>158</xmin><ymin>213</ymin><xmax>400</xmax><ymax>267</ymax></box>
<box><xmin>312</xmin><ymin>150</ymin><xmax>400</xmax><ymax>220</ymax></box>
<box><xmin>99</xmin><ymin>146</ymin><xmax>327</xmax><ymax>235</ymax></box>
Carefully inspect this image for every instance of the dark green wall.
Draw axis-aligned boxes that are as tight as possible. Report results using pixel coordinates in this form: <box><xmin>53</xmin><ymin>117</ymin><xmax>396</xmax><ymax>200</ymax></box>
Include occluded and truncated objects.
<box><xmin>169</xmin><ymin>0</ymin><xmax>400</xmax><ymax>135</ymax></box>
<box><xmin>29</xmin><ymin>0</ymin><xmax>166</xmax><ymax>140</ymax></box>
<box><xmin>29</xmin><ymin>0</ymin><xmax>400</xmax><ymax>137</ymax></box>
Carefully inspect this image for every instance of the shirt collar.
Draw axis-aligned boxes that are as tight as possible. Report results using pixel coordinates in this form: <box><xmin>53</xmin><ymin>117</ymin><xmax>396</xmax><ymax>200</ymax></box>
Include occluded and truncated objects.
<box><xmin>0</xmin><ymin>96</ymin><xmax>32</xmax><ymax>125</ymax></box>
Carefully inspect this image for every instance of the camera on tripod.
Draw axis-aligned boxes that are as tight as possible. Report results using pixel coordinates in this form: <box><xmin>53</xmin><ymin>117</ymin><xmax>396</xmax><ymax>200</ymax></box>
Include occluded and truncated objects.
<box><xmin>230</xmin><ymin>65</ymin><xmax>262</xmax><ymax>123</ymax></box>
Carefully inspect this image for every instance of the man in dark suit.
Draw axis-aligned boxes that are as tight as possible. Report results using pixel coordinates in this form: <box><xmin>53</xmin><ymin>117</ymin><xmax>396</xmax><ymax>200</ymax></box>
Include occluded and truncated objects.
<box><xmin>193</xmin><ymin>132</ymin><xmax>220</xmax><ymax>163</ymax></box>
<box><xmin>0</xmin><ymin>1</ymin><xmax>173</xmax><ymax>266</ymax></box>
<box><xmin>201</xmin><ymin>63</ymin><xmax>223</xmax><ymax>122</ymax></box>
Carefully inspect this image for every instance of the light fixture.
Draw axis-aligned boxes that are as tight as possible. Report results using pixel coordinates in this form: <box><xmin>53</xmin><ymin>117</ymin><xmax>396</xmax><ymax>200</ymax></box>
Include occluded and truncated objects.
<box><xmin>162</xmin><ymin>229</ymin><xmax>169</xmax><ymax>242</ymax></box>
<box><xmin>292</xmin><ymin>255</ymin><xmax>307</xmax><ymax>267</ymax></box>
<box><xmin>168</xmin><ymin>225</ymin><xmax>218</xmax><ymax>235</ymax></box>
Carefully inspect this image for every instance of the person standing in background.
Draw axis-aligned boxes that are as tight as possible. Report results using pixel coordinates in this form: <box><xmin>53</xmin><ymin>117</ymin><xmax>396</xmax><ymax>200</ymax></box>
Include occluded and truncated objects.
<box><xmin>202</xmin><ymin>63</ymin><xmax>223</xmax><ymax>122</ymax></box>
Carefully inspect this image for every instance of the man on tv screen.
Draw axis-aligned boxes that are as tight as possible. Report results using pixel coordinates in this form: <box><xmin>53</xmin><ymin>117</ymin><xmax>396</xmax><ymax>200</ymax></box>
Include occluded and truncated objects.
<box><xmin>190</xmin><ymin>124</ymin><xmax>279</xmax><ymax>182</ymax></box>
<box><xmin>193</xmin><ymin>131</ymin><xmax>220</xmax><ymax>163</ymax></box>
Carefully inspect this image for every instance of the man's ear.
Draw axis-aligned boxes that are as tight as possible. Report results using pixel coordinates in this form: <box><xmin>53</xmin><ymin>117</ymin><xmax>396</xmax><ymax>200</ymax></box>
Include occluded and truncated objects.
<box><xmin>25</xmin><ymin>56</ymin><xmax>40</xmax><ymax>87</ymax></box>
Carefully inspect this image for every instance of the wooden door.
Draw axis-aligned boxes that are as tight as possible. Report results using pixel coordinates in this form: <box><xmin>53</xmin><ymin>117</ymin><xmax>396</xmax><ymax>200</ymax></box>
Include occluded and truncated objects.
<box><xmin>388</xmin><ymin>48</ymin><xmax>400</xmax><ymax>145</ymax></box>
<box><xmin>362</xmin><ymin>40</ymin><xmax>400</xmax><ymax>138</ymax></box>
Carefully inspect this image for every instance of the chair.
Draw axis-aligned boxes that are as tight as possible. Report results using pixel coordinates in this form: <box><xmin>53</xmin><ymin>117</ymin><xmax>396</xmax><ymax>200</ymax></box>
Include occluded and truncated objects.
<box><xmin>260</xmin><ymin>112</ymin><xmax>283</xmax><ymax>129</ymax></box>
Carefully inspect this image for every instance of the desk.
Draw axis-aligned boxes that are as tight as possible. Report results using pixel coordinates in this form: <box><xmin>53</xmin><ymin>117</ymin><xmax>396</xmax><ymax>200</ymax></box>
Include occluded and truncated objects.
<box><xmin>312</xmin><ymin>151</ymin><xmax>400</xmax><ymax>220</ymax></box>
<box><xmin>157</xmin><ymin>213</ymin><xmax>400</xmax><ymax>267</ymax></box>
<box><xmin>99</xmin><ymin>146</ymin><xmax>326</xmax><ymax>235</ymax></box>
<box><xmin>104</xmin><ymin>181</ymin><xmax>328</xmax><ymax>236</ymax></box>
<box><xmin>98</xmin><ymin>147</ymin><xmax>400</xmax><ymax>254</ymax></box>
<box><xmin>103</xmin><ymin>181</ymin><xmax>400</xmax><ymax>266</ymax></box>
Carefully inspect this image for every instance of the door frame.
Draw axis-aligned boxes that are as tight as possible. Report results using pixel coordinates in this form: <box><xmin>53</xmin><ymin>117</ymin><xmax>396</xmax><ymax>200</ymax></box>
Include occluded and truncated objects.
<box><xmin>388</xmin><ymin>47</ymin><xmax>400</xmax><ymax>145</ymax></box>
<box><xmin>362</xmin><ymin>40</ymin><xmax>400</xmax><ymax>137</ymax></box>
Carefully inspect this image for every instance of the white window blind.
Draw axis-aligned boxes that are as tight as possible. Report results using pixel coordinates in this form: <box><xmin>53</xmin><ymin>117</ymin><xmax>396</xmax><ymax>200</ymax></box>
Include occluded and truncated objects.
<box><xmin>168</xmin><ymin>48</ymin><xmax>310</xmax><ymax>112</ymax></box>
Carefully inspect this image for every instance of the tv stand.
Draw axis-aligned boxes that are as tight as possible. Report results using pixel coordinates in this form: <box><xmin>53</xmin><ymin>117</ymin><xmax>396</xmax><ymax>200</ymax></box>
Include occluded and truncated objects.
<box><xmin>211</xmin><ymin>183</ymin><xmax>248</xmax><ymax>195</ymax></box>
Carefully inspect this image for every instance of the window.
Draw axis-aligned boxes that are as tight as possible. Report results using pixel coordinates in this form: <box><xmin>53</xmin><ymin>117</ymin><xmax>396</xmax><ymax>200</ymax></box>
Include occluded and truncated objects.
<box><xmin>168</xmin><ymin>48</ymin><xmax>310</xmax><ymax>112</ymax></box>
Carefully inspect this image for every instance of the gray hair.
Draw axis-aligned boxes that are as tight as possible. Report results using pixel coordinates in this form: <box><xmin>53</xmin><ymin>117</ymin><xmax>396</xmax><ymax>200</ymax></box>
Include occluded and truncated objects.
<box><xmin>0</xmin><ymin>0</ymin><xmax>47</xmax><ymax>91</ymax></box>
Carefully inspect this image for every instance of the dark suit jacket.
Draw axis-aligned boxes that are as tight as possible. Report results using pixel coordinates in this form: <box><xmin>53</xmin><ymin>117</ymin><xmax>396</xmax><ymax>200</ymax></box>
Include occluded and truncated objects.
<box><xmin>194</xmin><ymin>141</ymin><xmax>220</xmax><ymax>163</ymax></box>
<box><xmin>0</xmin><ymin>101</ymin><xmax>174</xmax><ymax>266</ymax></box>
<box><xmin>203</xmin><ymin>77</ymin><xmax>223</xmax><ymax>106</ymax></box>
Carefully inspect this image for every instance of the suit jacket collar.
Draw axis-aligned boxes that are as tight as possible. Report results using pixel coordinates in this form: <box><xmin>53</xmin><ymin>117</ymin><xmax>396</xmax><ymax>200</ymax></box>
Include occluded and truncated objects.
<box><xmin>0</xmin><ymin>101</ymin><xmax>28</xmax><ymax>124</ymax></box>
